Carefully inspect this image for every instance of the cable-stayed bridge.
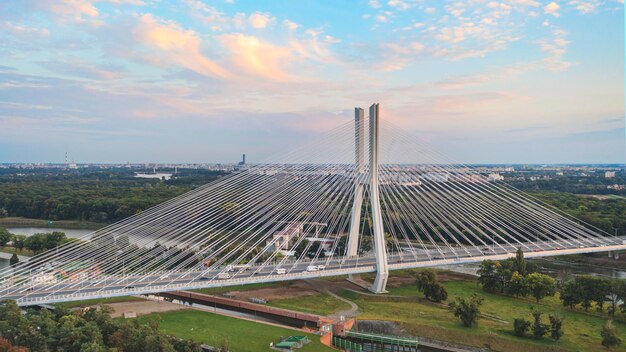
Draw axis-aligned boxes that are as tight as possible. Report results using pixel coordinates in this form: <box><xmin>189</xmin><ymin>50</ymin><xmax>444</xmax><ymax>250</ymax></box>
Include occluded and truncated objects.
<box><xmin>2</xmin><ymin>104</ymin><xmax>625</xmax><ymax>306</ymax></box>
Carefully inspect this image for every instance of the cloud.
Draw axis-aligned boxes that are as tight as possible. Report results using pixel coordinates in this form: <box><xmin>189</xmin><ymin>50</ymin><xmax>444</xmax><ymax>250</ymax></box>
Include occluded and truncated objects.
<box><xmin>538</xmin><ymin>28</ymin><xmax>574</xmax><ymax>71</ymax></box>
<box><xmin>36</xmin><ymin>0</ymin><xmax>100</xmax><ymax>23</ymax></box>
<box><xmin>568</xmin><ymin>0</ymin><xmax>600</xmax><ymax>14</ymax></box>
<box><xmin>132</xmin><ymin>14</ymin><xmax>230</xmax><ymax>79</ymax></box>
<box><xmin>39</xmin><ymin>58</ymin><xmax>125</xmax><ymax>80</ymax></box>
<box><xmin>369</xmin><ymin>0</ymin><xmax>382</xmax><ymax>9</ymax></box>
<box><xmin>544</xmin><ymin>2</ymin><xmax>561</xmax><ymax>17</ymax></box>
<box><xmin>184</xmin><ymin>0</ymin><xmax>228</xmax><ymax>31</ymax></box>
<box><xmin>248</xmin><ymin>12</ymin><xmax>274</xmax><ymax>29</ymax></box>
<box><xmin>1</xmin><ymin>21</ymin><xmax>49</xmax><ymax>38</ymax></box>
<box><xmin>388</xmin><ymin>0</ymin><xmax>412</xmax><ymax>11</ymax></box>
<box><xmin>220</xmin><ymin>33</ymin><xmax>292</xmax><ymax>81</ymax></box>
<box><xmin>282</xmin><ymin>20</ymin><xmax>299</xmax><ymax>31</ymax></box>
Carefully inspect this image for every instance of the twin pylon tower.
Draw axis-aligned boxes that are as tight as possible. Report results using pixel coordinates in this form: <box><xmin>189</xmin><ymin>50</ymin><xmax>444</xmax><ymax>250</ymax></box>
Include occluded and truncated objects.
<box><xmin>346</xmin><ymin>103</ymin><xmax>389</xmax><ymax>293</ymax></box>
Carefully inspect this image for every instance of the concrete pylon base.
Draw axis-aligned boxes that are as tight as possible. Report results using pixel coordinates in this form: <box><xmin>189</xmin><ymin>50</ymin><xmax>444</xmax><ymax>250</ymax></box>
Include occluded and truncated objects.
<box><xmin>369</xmin><ymin>271</ymin><xmax>389</xmax><ymax>294</ymax></box>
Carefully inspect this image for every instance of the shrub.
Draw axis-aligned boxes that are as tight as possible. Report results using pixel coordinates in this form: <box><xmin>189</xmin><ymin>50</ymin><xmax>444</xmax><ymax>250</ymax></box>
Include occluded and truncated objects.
<box><xmin>448</xmin><ymin>294</ymin><xmax>484</xmax><ymax>327</ymax></box>
<box><xmin>513</xmin><ymin>318</ymin><xmax>531</xmax><ymax>337</ymax></box>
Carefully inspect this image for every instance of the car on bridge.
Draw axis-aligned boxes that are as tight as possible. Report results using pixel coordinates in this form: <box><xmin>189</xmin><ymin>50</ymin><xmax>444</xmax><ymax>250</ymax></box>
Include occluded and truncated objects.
<box><xmin>306</xmin><ymin>265</ymin><xmax>319</xmax><ymax>272</ymax></box>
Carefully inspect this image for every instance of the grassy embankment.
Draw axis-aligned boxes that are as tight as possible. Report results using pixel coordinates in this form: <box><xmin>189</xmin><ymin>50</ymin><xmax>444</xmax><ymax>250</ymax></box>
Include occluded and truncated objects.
<box><xmin>138</xmin><ymin>309</ymin><xmax>335</xmax><ymax>352</ymax></box>
<box><xmin>267</xmin><ymin>270</ymin><xmax>626</xmax><ymax>352</ymax></box>
<box><xmin>193</xmin><ymin>280</ymin><xmax>352</xmax><ymax>316</ymax></box>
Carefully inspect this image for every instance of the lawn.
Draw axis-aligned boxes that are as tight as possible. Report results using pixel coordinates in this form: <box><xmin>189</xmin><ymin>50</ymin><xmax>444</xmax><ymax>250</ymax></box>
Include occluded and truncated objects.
<box><xmin>137</xmin><ymin>309</ymin><xmax>334</xmax><ymax>352</ymax></box>
<box><xmin>268</xmin><ymin>293</ymin><xmax>352</xmax><ymax>316</ymax></box>
<box><xmin>339</xmin><ymin>271</ymin><xmax>626</xmax><ymax>352</ymax></box>
<box><xmin>191</xmin><ymin>281</ymin><xmax>291</xmax><ymax>295</ymax></box>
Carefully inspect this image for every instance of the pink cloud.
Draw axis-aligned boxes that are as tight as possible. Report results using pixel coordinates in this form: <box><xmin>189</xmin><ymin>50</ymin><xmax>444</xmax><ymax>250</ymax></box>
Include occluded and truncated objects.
<box><xmin>133</xmin><ymin>14</ymin><xmax>230</xmax><ymax>79</ymax></box>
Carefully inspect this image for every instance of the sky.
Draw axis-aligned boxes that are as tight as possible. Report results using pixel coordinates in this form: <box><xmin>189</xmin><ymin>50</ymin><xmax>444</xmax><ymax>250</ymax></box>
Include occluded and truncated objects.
<box><xmin>0</xmin><ymin>0</ymin><xmax>624</xmax><ymax>164</ymax></box>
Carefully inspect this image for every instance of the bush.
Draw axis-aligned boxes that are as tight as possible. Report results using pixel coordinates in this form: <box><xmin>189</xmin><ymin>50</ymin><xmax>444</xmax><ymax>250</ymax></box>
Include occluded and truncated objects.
<box><xmin>415</xmin><ymin>270</ymin><xmax>448</xmax><ymax>303</ymax></box>
<box><xmin>531</xmin><ymin>310</ymin><xmax>550</xmax><ymax>339</ymax></box>
<box><xmin>549</xmin><ymin>314</ymin><xmax>564</xmax><ymax>341</ymax></box>
<box><xmin>448</xmin><ymin>294</ymin><xmax>484</xmax><ymax>327</ymax></box>
<box><xmin>601</xmin><ymin>320</ymin><xmax>621</xmax><ymax>349</ymax></box>
<box><xmin>513</xmin><ymin>318</ymin><xmax>531</xmax><ymax>337</ymax></box>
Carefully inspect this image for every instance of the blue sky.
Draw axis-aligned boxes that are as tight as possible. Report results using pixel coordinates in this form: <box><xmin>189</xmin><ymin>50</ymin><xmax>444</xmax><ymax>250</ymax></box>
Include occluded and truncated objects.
<box><xmin>0</xmin><ymin>0</ymin><xmax>623</xmax><ymax>164</ymax></box>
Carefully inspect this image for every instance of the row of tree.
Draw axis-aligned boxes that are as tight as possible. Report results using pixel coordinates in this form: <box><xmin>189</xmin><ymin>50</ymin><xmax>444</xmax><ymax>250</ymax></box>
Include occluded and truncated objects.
<box><xmin>477</xmin><ymin>249</ymin><xmax>626</xmax><ymax>316</ymax></box>
<box><xmin>560</xmin><ymin>275</ymin><xmax>626</xmax><ymax>316</ymax></box>
<box><xmin>0</xmin><ymin>300</ymin><xmax>205</xmax><ymax>352</ymax></box>
<box><xmin>0</xmin><ymin>228</ymin><xmax>70</xmax><ymax>255</ymax></box>
<box><xmin>477</xmin><ymin>249</ymin><xmax>557</xmax><ymax>302</ymax></box>
<box><xmin>513</xmin><ymin>308</ymin><xmax>563</xmax><ymax>341</ymax></box>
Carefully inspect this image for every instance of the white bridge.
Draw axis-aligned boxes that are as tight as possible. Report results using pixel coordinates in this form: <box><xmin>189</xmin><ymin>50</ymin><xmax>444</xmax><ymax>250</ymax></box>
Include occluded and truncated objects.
<box><xmin>2</xmin><ymin>104</ymin><xmax>625</xmax><ymax>306</ymax></box>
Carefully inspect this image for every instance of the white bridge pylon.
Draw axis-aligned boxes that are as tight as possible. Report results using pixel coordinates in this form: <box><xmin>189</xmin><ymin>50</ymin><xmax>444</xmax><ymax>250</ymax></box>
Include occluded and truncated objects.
<box><xmin>347</xmin><ymin>104</ymin><xmax>389</xmax><ymax>293</ymax></box>
<box><xmin>1</xmin><ymin>103</ymin><xmax>626</xmax><ymax>306</ymax></box>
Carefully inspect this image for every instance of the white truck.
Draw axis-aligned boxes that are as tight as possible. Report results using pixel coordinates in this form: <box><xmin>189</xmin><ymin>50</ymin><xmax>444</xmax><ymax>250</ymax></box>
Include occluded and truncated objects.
<box><xmin>306</xmin><ymin>265</ymin><xmax>318</xmax><ymax>272</ymax></box>
<box><xmin>276</xmin><ymin>268</ymin><xmax>286</xmax><ymax>275</ymax></box>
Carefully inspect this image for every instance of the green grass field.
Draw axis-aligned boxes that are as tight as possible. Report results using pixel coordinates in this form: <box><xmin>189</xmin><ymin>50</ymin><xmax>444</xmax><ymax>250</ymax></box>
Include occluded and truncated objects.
<box><xmin>343</xmin><ymin>272</ymin><xmax>626</xmax><ymax>352</ymax></box>
<box><xmin>191</xmin><ymin>281</ymin><xmax>288</xmax><ymax>295</ymax></box>
<box><xmin>267</xmin><ymin>293</ymin><xmax>352</xmax><ymax>316</ymax></box>
<box><xmin>252</xmin><ymin>269</ymin><xmax>626</xmax><ymax>351</ymax></box>
<box><xmin>137</xmin><ymin>309</ymin><xmax>334</xmax><ymax>352</ymax></box>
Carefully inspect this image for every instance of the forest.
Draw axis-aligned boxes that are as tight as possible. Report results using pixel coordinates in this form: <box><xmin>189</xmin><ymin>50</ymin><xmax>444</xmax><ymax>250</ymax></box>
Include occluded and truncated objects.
<box><xmin>0</xmin><ymin>167</ymin><xmax>624</xmax><ymax>237</ymax></box>
<box><xmin>0</xmin><ymin>168</ymin><xmax>224</xmax><ymax>224</ymax></box>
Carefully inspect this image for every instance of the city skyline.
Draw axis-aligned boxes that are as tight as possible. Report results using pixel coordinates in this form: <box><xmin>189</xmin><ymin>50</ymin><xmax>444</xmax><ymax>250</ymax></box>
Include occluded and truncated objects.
<box><xmin>0</xmin><ymin>0</ymin><xmax>624</xmax><ymax>164</ymax></box>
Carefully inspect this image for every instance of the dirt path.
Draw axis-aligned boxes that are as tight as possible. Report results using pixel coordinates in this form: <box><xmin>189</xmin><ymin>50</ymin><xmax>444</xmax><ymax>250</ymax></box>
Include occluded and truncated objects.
<box><xmin>105</xmin><ymin>299</ymin><xmax>189</xmax><ymax>318</ymax></box>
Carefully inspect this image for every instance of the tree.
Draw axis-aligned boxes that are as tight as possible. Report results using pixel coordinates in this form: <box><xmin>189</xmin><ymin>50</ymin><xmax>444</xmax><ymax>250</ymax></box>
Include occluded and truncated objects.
<box><xmin>11</xmin><ymin>236</ymin><xmax>25</xmax><ymax>253</ymax></box>
<box><xmin>0</xmin><ymin>229</ymin><xmax>11</xmax><ymax>248</ymax></box>
<box><xmin>531</xmin><ymin>310</ymin><xmax>550</xmax><ymax>339</ymax></box>
<box><xmin>525</xmin><ymin>273</ymin><xmax>556</xmax><ymax>302</ymax></box>
<box><xmin>513</xmin><ymin>247</ymin><xmax>526</xmax><ymax>276</ymax></box>
<box><xmin>415</xmin><ymin>270</ymin><xmax>448</xmax><ymax>303</ymax></box>
<box><xmin>549</xmin><ymin>314</ymin><xmax>564</xmax><ymax>341</ymax></box>
<box><xmin>8</xmin><ymin>254</ymin><xmax>18</xmax><ymax>267</ymax></box>
<box><xmin>601</xmin><ymin>320</ymin><xmax>621</xmax><ymax>349</ymax></box>
<box><xmin>505</xmin><ymin>271</ymin><xmax>528</xmax><ymax>297</ymax></box>
<box><xmin>513</xmin><ymin>318</ymin><xmax>531</xmax><ymax>337</ymax></box>
<box><xmin>448</xmin><ymin>294</ymin><xmax>484</xmax><ymax>327</ymax></box>
<box><xmin>560</xmin><ymin>279</ymin><xmax>581</xmax><ymax>309</ymax></box>
<box><xmin>477</xmin><ymin>260</ymin><xmax>501</xmax><ymax>293</ymax></box>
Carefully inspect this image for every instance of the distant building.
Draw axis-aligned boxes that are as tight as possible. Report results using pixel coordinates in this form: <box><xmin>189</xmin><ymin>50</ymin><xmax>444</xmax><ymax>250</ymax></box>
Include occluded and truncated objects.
<box><xmin>605</xmin><ymin>171</ymin><xmax>616</xmax><ymax>178</ymax></box>
<box><xmin>488</xmin><ymin>173</ymin><xmax>504</xmax><ymax>181</ymax></box>
<box><xmin>608</xmin><ymin>184</ymin><xmax>625</xmax><ymax>191</ymax></box>
<box><xmin>265</xmin><ymin>223</ymin><xmax>303</xmax><ymax>252</ymax></box>
<box><xmin>238</xmin><ymin>154</ymin><xmax>246</xmax><ymax>166</ymax></box>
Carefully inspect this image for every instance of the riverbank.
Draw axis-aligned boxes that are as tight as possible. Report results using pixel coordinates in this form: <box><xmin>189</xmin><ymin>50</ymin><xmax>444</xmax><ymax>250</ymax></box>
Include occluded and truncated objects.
<box><xmin>0</xmin><ymin>217</ymin><xmax>105</xmax><ymax>230</ymax></box>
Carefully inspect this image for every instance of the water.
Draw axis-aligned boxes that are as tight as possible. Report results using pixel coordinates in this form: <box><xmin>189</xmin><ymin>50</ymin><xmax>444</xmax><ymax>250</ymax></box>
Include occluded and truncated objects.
<box><xmin>7</xmin><ymin>227</ymin><xmax>94</xmax><ymax>239</ymax></box>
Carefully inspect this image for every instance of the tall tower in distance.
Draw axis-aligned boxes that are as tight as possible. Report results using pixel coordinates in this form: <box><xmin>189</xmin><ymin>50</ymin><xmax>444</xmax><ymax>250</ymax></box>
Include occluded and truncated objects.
<box><xmin>238</xmin><ymin>154</ymin><xmax>246</xmax><ymax>166</ymax></box>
